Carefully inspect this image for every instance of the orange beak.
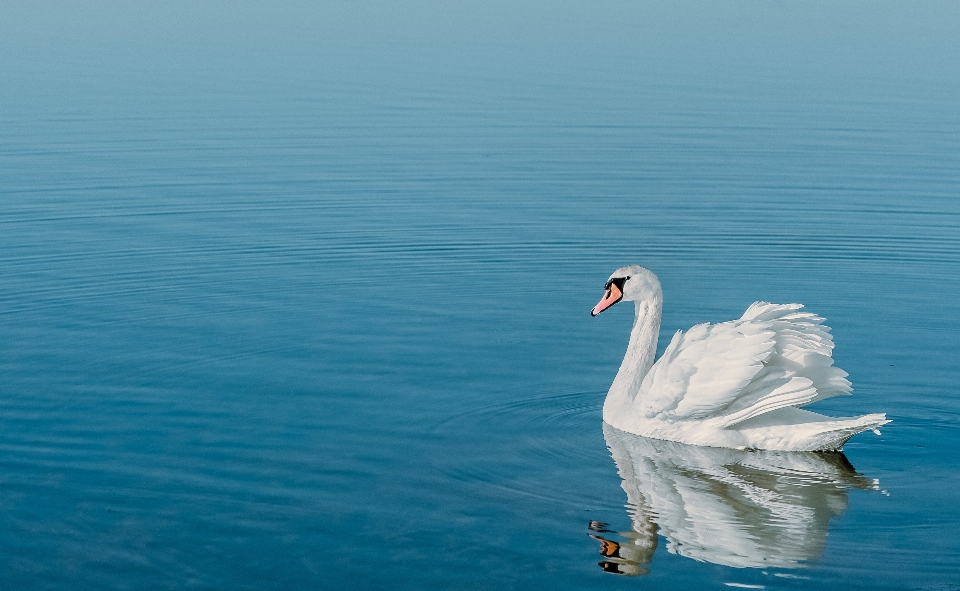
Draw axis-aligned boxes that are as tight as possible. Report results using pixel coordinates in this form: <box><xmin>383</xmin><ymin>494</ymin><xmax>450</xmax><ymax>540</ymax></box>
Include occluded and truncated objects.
<box><xmin>591</xmin><ymin>283</ymin><xmax>623</xmax><ymax>317</ymax></box>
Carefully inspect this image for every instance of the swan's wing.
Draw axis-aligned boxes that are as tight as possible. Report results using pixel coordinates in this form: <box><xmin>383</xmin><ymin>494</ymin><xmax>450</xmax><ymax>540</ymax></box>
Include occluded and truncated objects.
<box><xmin>638</xmin><ymin>303</ymin><xmax>851</xmax><ymax>427</ymax></box>
<box><xmin>738</xmin><ymin>302</ymin><xmax>851</xmax><ymax>405</ymax></box>
<box><xmin>638</xmin><ymin>320</ymin><xmax>777</xmax><ymax>421</ymax></box>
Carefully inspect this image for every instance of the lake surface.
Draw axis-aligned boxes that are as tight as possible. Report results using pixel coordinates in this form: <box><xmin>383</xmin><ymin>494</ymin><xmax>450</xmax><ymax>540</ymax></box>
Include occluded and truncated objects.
<box><xmin>2</xmin><ymin>1</ymin><xmax>959</xmax><ymax>589</ymax></box>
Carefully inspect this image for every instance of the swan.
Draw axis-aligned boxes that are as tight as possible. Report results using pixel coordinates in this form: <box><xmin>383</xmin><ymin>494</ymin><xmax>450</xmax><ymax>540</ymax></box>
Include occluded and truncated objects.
<box><xmin>591</xmin><ymin>265</ymin><xmax>888</xmax><ymax>451</ymax></box>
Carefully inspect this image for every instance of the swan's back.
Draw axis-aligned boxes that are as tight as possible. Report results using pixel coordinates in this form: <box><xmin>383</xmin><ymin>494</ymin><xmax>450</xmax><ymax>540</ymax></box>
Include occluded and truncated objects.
<box><xmin>638</xmin><ymin>303</ymin><xmax>852</xmax><ymax>429</ymax></box>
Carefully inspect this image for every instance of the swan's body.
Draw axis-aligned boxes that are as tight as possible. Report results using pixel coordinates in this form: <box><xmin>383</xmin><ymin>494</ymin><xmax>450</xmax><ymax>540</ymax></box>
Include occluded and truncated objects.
<box><xmin>592</xmin><ymin>265</ymin><xmax>888</xmax><ymax>451</ymax></box>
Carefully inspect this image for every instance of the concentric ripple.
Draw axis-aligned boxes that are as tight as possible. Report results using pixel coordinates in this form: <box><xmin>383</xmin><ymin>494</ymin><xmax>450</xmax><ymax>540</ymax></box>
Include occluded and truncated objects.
<box><xmin>427</xmin><ymin>390</ymin><xmax>623</xmax><ymax>509</ymax></box>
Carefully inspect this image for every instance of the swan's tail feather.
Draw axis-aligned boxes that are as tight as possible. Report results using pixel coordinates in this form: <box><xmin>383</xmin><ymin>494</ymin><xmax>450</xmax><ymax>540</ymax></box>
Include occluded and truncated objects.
<box><xmin>804</xmin><ymin>413</ymin><xmax>890</xmax><ymax>451</ymax></box>
<box><xmin>734</xmin><ymin>411</ymin><xmax>890</xmax><ymax>451</ymax></box>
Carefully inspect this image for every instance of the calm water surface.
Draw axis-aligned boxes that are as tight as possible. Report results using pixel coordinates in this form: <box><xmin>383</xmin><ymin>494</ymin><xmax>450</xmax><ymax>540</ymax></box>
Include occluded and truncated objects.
<box><xmin>2</xmin><ymin>2</ymin><xmax>959</xmax><ymax>589</ymax></box>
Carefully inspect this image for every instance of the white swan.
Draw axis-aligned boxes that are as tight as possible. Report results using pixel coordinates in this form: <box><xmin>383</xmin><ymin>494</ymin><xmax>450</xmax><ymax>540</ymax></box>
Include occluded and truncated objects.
<box><xmin>591</xmin><ymin>265</ymin><xmax>888</xmax><ymax>451</ymax></box>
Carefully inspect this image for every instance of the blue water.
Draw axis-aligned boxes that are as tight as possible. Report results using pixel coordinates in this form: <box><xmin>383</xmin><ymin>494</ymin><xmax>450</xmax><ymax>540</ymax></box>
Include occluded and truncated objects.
<box><xmin>2</xmin><ymin>2</ymin><xmax>959</xmax><ymax>588</ymax></box>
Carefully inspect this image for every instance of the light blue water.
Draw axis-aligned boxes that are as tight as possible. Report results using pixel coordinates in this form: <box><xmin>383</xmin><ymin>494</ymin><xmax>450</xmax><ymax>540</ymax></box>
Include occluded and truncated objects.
<box><xmin>2</xmin><ymin>2</ymin><xmax>959</xmax><ymax>589</ymax></box>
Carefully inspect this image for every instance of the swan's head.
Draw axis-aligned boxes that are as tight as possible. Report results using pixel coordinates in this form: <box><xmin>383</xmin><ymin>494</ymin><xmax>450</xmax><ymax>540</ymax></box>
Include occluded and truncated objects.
<box><xmin>591</xmin><ymin>265</ymin><xmax>661</xmax><ymax>317</ymax></box>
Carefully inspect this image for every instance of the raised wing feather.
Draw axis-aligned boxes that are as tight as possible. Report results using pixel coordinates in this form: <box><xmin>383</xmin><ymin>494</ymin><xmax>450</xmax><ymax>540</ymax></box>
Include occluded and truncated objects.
<box><xmin>737</xmin><ymin>302</ymin><xmax>851</xmax><ymax>407</ymax></box>
<box><xmin>637</xmin><ymin>302</ymin><xmax>851</xmax><ymax>427</ymax></box>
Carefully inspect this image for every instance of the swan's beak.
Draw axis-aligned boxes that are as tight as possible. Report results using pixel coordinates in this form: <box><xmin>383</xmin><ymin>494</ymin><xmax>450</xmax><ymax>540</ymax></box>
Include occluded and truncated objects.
<box><xmin>591</xmin><ymin>283</ymin><xmax>623</xmax><ymax>316</ymax></box>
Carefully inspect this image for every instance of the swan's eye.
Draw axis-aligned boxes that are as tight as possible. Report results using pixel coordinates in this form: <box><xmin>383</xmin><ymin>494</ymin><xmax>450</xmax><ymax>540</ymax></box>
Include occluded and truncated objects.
<box><xmin>606</xmin><ymin>277</ymin><xmax>627</xmax><ymax>291</ymax></box>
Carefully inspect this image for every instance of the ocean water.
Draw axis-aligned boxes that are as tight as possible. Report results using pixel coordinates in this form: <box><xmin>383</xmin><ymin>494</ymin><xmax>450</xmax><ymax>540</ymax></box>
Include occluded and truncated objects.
<box><xmin>1</xmin><ymin>1</ymin><xmax>959</xmax><ymax>589</ymax></box>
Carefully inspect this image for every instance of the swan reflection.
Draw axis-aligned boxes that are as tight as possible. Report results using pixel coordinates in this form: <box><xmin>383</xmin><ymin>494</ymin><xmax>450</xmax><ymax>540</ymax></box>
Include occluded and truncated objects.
<box><xmin>593</xmin><ymin>423</ymin><xmax>881</xmax><ymax>575</ymax></box>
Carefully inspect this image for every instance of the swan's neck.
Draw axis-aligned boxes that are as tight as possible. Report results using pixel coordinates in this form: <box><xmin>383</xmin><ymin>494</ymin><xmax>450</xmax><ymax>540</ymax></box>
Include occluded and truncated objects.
<box><xmin>606</xmin><ymin>297</ymin><xmax>662</xmax><ymax>411</ymax></box>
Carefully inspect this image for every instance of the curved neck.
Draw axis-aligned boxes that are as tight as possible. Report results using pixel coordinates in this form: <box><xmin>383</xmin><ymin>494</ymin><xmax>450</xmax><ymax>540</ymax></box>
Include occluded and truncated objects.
<box><xmin>606</xmin><ymin>296</ymin><xmax>662</xmax><ymax>410</ymax></box>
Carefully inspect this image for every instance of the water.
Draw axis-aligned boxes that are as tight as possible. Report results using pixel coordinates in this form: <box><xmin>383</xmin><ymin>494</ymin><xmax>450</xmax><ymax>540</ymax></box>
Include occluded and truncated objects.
<box><xmin>2</xmin><ymin>1</ymin><xmax>959</xmax><ymax>588</ymax></box>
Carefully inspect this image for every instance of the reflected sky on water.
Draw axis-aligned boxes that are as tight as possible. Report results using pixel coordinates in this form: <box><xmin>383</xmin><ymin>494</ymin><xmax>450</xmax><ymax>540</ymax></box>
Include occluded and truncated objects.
<box><xmin>1</xmin><ymin>1</ymin><xmax>959</xmax><ymax>589</ymax></box>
